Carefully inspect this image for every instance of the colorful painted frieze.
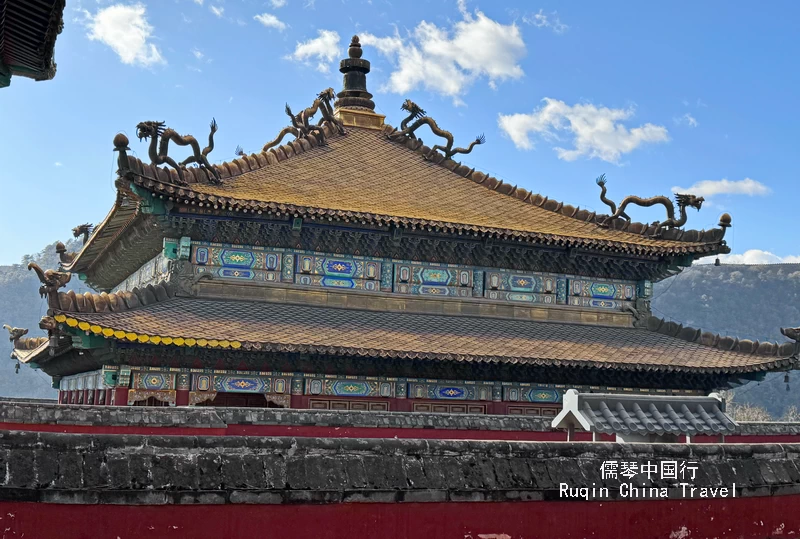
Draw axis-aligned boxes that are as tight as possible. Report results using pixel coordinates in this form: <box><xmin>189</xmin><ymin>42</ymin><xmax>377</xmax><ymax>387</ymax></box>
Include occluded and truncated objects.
<box><xmin>484</xmin><ymin>270</ymin><xmax>566</xmax><ymax>305</ymax></box>
<box><xmin>503</xmin><ymin>386</ymin><xmax>561</xmax><ymax>403</ymax></box>
<box><xmin>191</xmin><ymin>373</ymin><xmax>290</xmax><ymax>394</ymax></box>
<box><xmin>192</xmin><ymin>245</ymin><xmax>282</xmax><ymax>271</ymax></box>
<box><xmin>195</xmin><ymin>266</ymin><xmax>281</xmax><ymax>282</ymax></box>
<box><xmin>407</xmin><ymin>382</ymin><xmax>494</xmax><ymax>401</ymax></box>
<box><xmin>568</xmin><ymin>279</ymin><xmax>636</xmax><ymax>301</ymax></box>
<box><xmin>394</xmin><ymin>263</ymin><xmax>473</xmax><ymax>297</ymax></box>
<box><xmin>304</xmin><ymin>378</ymin><xmax>395</xmax><ymax>398</ymax></box>
<box><xmin>132</xmin><ymin>371</ymin><xmax>176</xmax><ymax>391</ymax></box>
<box><xmin>295</xmin><ymin>254</ymin><xmax>382</xmax><ymax>291</ymax></box>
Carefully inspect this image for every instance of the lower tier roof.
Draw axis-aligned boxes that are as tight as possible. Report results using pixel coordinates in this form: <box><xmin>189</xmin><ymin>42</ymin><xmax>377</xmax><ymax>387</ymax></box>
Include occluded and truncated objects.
<box><xmin>46</xmin><ymin>296</ymin><xmax>797</xmax><ymax>375</ymax></box>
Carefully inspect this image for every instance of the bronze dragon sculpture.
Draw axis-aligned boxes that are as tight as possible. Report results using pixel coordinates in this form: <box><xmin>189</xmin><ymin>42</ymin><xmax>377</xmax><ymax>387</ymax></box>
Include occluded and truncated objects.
<box><xmin>388</xmin><ymin>100</ymin><xmax>485</xmax><ymax>160</ymax></box>
<box><xmin>3</xmin><ymin>325</ymin><xmax>28</xmax><ymax>343</ymax></box>
<box><xmin>781</xmin><ymin>327</ymin><xmax>800</xmax><ymax>342</ymax></box>
<box><xmin>263</xmin><ymin>88</ymin><xmax>345</xmax><ymax>152</ymax></box>
<box><xmin>399</xmin><ymin>99</ymin><xmax>426</xmax><ymax>139</ymax></box>
<box><xmin>596</xmin><ymin>174</ymin><xmax>704</xmax><ymax>234</ymax></box>
<box><xmin>135</xmin><ymin>119</ymin><xmax>221</xmax><ymax>185</ymax></box>
<box><xmin>55</xmin><ymin>241</ymin><xmax>76</xmax><ymax>265</ymax></box>
<box><xmin>27</xmin><ymin>262</ymin><xmax>71</xmax><ymax>306</ymax></box>
<box><xmin>72</xmin><ymin>223</ymin><xmax>93</xmax><ymax>245</ymax></box>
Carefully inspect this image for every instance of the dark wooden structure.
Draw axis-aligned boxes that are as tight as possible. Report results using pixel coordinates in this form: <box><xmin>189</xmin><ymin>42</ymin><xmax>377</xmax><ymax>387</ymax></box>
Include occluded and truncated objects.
<box><xmin>0</xmin><ymin>0</ymin><xmax>66</xmax><ymax>88</ymax></box>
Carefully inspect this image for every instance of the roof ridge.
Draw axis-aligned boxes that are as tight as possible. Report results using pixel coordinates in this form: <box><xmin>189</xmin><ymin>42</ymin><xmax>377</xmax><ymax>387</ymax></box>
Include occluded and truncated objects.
<box><xmin>644</xmin><ymin>315</ymin><xmax>799</xmax><ymax>360</ymax></box>
<box><xmin>119</xmin><ymin>122</ymin><xmax>344</xmax><ymax>187</ymax></box>
<box><xmin>51</xmin><ymin>282</ymin><xmax>176</xmax><ymax>315</ymax></box>
<box><xmin>380</xmin><ymin>123</ymin><xmax>729</xmax><ymax>246</ymax></box>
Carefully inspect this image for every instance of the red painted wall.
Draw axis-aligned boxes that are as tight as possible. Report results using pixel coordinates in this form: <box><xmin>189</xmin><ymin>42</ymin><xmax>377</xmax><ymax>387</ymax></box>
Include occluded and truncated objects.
<box><xmin>1</xmin><ymin>495</ymin><xmax>799</xmax><ymax>539</ymax></box>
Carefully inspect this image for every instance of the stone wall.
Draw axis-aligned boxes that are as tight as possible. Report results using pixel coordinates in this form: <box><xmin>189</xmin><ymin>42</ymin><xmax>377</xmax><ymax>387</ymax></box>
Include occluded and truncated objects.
<box><xmin>1</xmin><ymin>430</ymin><xmax>800</xmax><ymax>505</ymax></box>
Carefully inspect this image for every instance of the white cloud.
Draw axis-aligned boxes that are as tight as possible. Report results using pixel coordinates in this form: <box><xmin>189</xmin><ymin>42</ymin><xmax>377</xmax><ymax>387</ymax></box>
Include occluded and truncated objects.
<box><xmin>270</xmin><ymin>0</ymin><xmax>287</xmax><ymax>7</ymax></box>
<box><xmin>82</xmin><ymin>3</ymin><xmax>165</xmax><ymax>67</ymax></box>
<box><xmin>360</xmin><ymin>5</ymin><xmax>525</xmax><ymax>105</ymax></box>
<box><xmin>285</xmin><ymin>30</ymin><xmax>341</xmax><ymax>73</ymax></box>
<box><xmin>674</xmin><ymin>113</ymin><xmax>698</xmax><ymax>128</ymax></box>
<box><xmin>254</xmin><ymin>13</ymin><xmax>287</xmax><ymax>31</ymax></box>
<box><xmin>210</xmin><ymin>5</ymin><xmax>224</xmax><ymax>17</ymax></box>
<box><xmin>54</xmin><ymin>162</ymin><xmax>63</xmax><ymax>167</ymax></box>
<box><xmin>193</xmin><ymin>0</ymin><xmax>203</xmax><ymax>4</ymax></box>
<box><xmin>192</xmin><ymin>48</ymin><xmax>203</xmax><ymax>60</ymax></box>
<box><xmin>696</xmin><ymin>250</ymin><xmax>800</xmax><ymax>265</ymax></box>
<box><xmin>671</xmin><ymin>178</ymin><xmax>770</xmax><ymax>198</ymax></box>
<box><xmin>522</xmin><ymin>9</ymin><xmax>568</xmax><ymax>34</ymax></box>
<box><xmin>498</xmin><ymin>98</ymin><xmax>669</xmax><ymax>163</ymax></box>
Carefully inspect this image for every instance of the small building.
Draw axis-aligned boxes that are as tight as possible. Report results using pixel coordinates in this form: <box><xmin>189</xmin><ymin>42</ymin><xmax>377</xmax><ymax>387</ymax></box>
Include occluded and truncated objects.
<box><xmin>0</xmin><ymin>0</ymin><xmax>66</xmax><ymax>88</ymax></box>
<box><xmin>551</xmin><ymin>389</ymin><xmax>737</xmax><ymax>443</ymax></box>
<box><xmin>8</xmin><ymin>36</ymin><xmax>799</xmax><ymax>421</ymax></box>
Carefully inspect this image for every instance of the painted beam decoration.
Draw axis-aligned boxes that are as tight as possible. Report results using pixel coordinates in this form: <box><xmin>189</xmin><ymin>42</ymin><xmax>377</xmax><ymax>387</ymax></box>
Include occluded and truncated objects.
<box><xmin>182</xmin><ymin>240</ymin><xmax>643</xmax><ymax>314</ymax></box>
<box><xmin>394</xmin><ymin>263</ymin><xmax>474</xmax><ymax>297</ymax></box>
<box><xmin>408</xmin><ymin>382</ymin><xmax>495</xmax><ymax>401</ymax></box>
<box><xmin>192</xmin><ymin>245</ymin><xmax>282</xmax><ymax>282</ymax></box>
<box><xmin>305</xmin><ymin>378</ymin><xmax>395</xmax><ymax>398</ymax></box>
<box><xmin>295</xmin><ymin>254</ymin><xmax>381</xmax><ymax>291</ymax></box>
<box><xmin>192</xmin><ymin>373</ymin><xmax>290</xmax><ymax>395</ymax></box>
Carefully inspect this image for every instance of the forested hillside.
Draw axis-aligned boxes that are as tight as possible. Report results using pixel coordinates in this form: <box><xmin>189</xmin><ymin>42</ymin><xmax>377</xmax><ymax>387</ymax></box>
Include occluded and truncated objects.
<box><xmin>653</xmin><ymin>263</ymin><xmax>800</xmax><ymax>417</ymax></box>
<box><xmin>1</xmin><ymin>241</ymin><xmax>798</xmax><ymax>416</ymax></box>
<box><xmin>0</xmin><ymin>240</ymin><xmax>89</xmax><ymax>399</ymax></box>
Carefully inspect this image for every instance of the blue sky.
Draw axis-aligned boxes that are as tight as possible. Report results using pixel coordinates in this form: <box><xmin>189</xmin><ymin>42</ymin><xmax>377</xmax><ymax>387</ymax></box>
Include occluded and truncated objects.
<box><xmin>1</xmin><ymin>0</ymin><xmax>798</xmax><ymax>266</ymax></box>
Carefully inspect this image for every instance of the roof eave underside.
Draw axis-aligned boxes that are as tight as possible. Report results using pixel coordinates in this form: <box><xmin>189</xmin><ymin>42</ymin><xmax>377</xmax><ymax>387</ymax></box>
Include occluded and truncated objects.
<box><xmin>0</xmin><ymin>0</ymin><xmax>66</xmax><ymax>84</ymax></box>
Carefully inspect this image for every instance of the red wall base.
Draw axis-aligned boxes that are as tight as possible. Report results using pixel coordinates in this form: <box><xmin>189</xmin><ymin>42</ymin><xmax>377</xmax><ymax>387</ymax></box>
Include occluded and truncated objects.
<box><xmin>1</xmin><ymin>496</ymin><xmax>799</xmax><ymax>539</ymax></box>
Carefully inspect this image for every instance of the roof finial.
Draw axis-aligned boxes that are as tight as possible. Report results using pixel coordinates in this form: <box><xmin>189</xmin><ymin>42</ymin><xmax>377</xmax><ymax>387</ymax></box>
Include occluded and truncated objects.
<box><xmin>335</xmin><ymin>34</ymin><xmax>375</xmax><ymax>112</ymax></box>
<box><xmin>348</xmin><ymin>35</ymin><xmax>362</xmax><ymax>59</ymax></box>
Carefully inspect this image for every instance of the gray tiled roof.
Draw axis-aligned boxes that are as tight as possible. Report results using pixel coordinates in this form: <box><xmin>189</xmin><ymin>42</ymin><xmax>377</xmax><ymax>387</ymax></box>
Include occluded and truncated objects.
<box><xmin>553</xmin><ymin>390</ymin><xmax>737</xmax><ymax>436</ymax></box>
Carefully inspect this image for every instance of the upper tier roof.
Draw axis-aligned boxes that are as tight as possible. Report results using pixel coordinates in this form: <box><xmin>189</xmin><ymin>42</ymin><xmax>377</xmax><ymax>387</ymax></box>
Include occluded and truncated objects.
<box><xmin>64</xmin><ymin>34</ymin><xmax>729</xmax><ymax>278</ymax></box>
<box><xmin>114</xmin><ymin>123</ymin><xmax>729</xmax><ymax>257</ymax></box>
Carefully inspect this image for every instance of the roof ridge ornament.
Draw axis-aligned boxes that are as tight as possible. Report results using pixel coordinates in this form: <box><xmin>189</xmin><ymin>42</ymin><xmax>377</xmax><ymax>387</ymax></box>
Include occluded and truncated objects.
<box><xmin>262</xmin><ymin>88</ymin><xmax>344</xmax><ymax>152</ymax></box>
<box><xmin>334</xmin><ymin>36</ymin><xmax>375</xmax><ymax>112</ymax></box>
<box><xmin>134</xmin><ymin>119</ymin><xmax>221</xmax><ymax>185</ymax></box>
<box><xmin>595</xmin><ymin>174</ymin><xmax>705</xmax><ymax>237</ymax></box>
<box><xmin>388</xmin><ymin>99</ymin><xmax>485</xmax><ymax>160</ymax></box>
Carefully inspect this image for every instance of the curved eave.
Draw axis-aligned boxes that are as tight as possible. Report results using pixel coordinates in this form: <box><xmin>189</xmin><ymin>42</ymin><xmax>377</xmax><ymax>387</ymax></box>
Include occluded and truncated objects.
<box><xmin>12</xmin><ymin>339</ymin><xmax>51</xmax><ymax>364</ymax></box>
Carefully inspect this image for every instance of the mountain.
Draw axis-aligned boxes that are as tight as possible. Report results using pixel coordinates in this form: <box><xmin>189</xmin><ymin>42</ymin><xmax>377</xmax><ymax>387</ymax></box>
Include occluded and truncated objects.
<box><xmin>0</xmin><ymin>240</ymin><xmax>90</xmax><ymax>399</ymax></box>
<box><xmin>653</xmin><ymin>263</ymin><xmax>800</xmax><ymax>417</ymax></box>
<box><xmin>1</xmin><ymin>241</ymin><xmax>798</xmax><ymax>416</ymax></box>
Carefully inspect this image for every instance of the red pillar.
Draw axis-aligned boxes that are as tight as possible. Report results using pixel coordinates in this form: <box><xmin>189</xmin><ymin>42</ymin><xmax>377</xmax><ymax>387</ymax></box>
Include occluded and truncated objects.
<box><xmin>105</xmin><ymin>388</ymin><xmax>112</xmax><ymax>406</ymax></box>
<box><xmin>113</xmin><ymin>387</ymin><xmax>129</xmax><ymax>406</ymax></box>
<box><xmin>176</xmin><ymin>390</ymin><xmax>190</xmax><ymax>406</ymax></box>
